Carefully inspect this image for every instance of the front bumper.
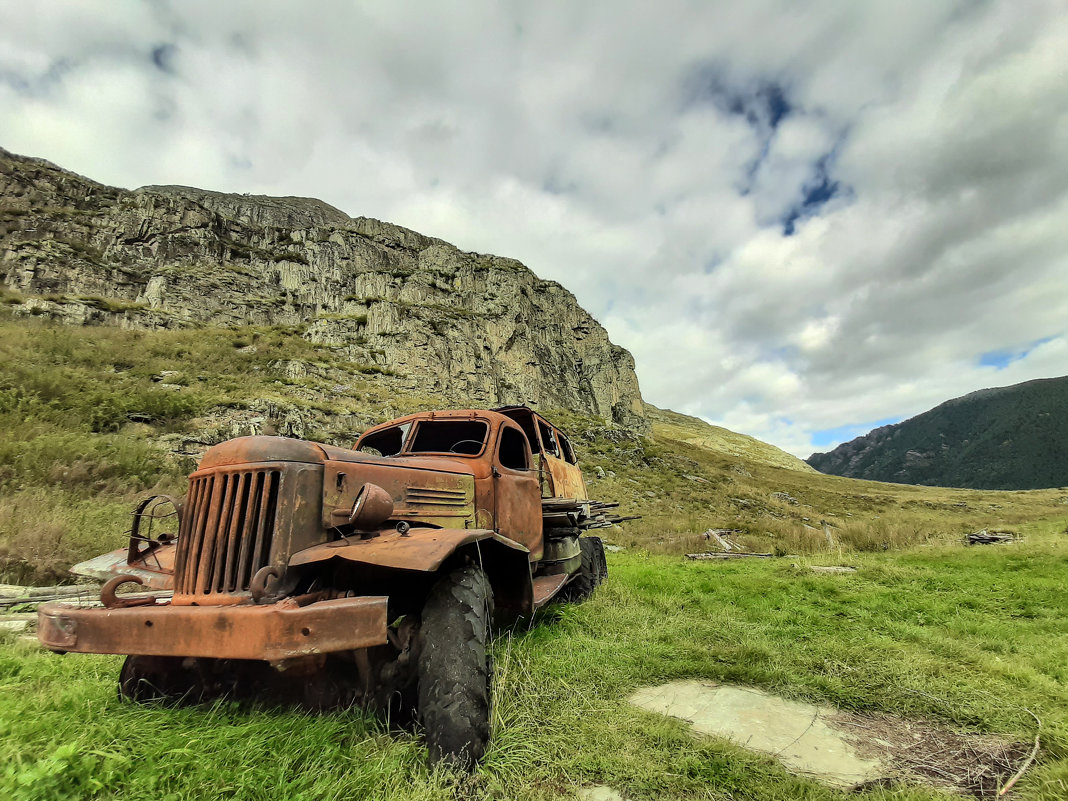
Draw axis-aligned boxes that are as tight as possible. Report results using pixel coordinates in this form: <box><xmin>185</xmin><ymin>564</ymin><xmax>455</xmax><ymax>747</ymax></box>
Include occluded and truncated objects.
<box><xmin>38</xmin><ymin>596</ymin><xmax>388</xmax><ymax>661</ymax></box>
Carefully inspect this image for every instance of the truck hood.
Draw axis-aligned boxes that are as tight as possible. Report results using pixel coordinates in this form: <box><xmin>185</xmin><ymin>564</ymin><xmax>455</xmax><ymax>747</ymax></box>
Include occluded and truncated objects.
<box><xmin>199</xmin><ymin>436</ymin><xmax>478</xmax><ymax>477</ymax></box>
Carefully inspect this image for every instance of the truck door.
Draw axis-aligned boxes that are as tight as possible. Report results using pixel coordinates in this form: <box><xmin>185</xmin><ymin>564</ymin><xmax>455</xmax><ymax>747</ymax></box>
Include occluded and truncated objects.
<box><xmin>536</xmin><ymin>419</ymin><xmax>588</xmax><ymax>500</ymax></box>
<box><xmin>493</xmin><ymin>424</ymin><xmax>542</xmax><ymax>557</ymax></box>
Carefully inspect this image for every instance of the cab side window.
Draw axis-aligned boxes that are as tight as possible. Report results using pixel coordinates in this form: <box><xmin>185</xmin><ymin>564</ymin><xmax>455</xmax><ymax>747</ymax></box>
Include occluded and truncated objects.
<box><xmin>498</xmin><ymin>426</ymin><xmax>530</xmax><ymax>470</ymax></box>
<box><xmin>559</xmin><ymin>433</ymin><xmax>577</xmax><ymax>464</ymax></box>
<box><xmin>537</xmin><ymin>420</ymin><xmax>560</xmax><ymax>457</ymax></box>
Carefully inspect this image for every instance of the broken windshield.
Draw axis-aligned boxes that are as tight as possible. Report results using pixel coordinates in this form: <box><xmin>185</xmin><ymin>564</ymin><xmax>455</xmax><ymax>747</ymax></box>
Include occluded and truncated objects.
<box><xmin>409</xmin><ymin>420</ymin><xmax>488</xmax><ymax>456</ymax></box>
<box><xmin>356</xmin><ymin>422</ymin><xmax>411</xmax><ymax>457</ymax></box>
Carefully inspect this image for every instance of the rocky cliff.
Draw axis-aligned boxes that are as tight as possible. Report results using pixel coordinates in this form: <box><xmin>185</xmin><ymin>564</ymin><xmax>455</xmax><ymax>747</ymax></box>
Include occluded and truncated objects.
<box><xmin>806</xmin><ymin>376</ymin><xmax>1068</xmax><ymax>489</ymax></box>
<box><xmin>0</xmin><ymin>147</ymin><xmax>646</xmax><ymax>431</ymax></box>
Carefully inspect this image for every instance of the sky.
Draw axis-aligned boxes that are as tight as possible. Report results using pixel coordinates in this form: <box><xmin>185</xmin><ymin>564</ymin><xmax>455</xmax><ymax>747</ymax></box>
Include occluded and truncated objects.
<box><xmin>1</xmin><ymin>1</ymin><xmax>1066</xmax><ymax>458</ymax></box>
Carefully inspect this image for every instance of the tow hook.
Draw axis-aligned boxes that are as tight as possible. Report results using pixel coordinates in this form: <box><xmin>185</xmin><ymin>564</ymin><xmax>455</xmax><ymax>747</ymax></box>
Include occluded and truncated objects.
<box><xmin>100</xmin><ymin>575</ymin><xmax>156</xmax><ymax>609</ymax></box>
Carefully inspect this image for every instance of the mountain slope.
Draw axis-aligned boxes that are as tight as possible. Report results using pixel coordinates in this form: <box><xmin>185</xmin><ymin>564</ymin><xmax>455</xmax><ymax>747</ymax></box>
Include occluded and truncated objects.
<box><xmin>807</xmin><ymin>376</ymin><xmax>1068</xmax><ymax>489</ymax></box>
<box><xmin>0</xmin><ymin>147</ymin><xmax>645</xmax><ymax>430</ymax></box>
<box><xmin>645</xmin><ymin>404</ymin><xmax>814</xmax><ymax>472</ymax></box>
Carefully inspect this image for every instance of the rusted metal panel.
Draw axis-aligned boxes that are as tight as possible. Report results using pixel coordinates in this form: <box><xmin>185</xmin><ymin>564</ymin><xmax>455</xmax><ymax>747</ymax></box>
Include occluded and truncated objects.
<box><xmin>531</xmin><ymin>573</ymin><xmax>570</xmax><ymax>608</ymax></box>
<box><xmin>482</xmin><ymin>470</ymin><xmax>542</xmax><ymax>557</ymax></box>
<box><xmin>322</xmin><ymin>461</ymin><xmax>475</xmax><ymax>530</ymax></box>
<box><xmin>38</xmin><ymin>596</ymin><xmax>388</xmax><ymax>660</ymax></box>
<box><xmin>541</xmin><ymin>451</ymin><xmax>588</xmax><ymax>500</ymax></box>
<box><xmin>288</xmin><ymin>527</ymin><xmax>527</xmax><ymax>572</ymax></box>
<box><xmin>70</xmin><ymin>547</ymin><xmax>176</xmax><ymax>590</ymax></box>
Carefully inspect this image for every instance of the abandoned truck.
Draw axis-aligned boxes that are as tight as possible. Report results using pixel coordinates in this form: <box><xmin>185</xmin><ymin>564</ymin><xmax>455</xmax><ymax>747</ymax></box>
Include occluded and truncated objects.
<box><xmin>38</xmin><ymin>406</ymin><xmax>625</xmax><ymax>766</ymax></box>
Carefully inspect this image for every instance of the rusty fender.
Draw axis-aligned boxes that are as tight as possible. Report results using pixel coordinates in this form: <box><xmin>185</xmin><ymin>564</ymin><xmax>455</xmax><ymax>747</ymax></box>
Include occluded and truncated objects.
<box><xmin>288</xmin><ymin>528</ymin><xmax>527</xmax><ymax>572</ymax></box>
<box><xmin>37</xmin><ymin>595</ymin><xmax>388</xmax><ymax>661</ymax></box>
<box><xmin>289</xmin><ymin>528</ymin><xmax>535</xmax><ymax>614</ymax></box>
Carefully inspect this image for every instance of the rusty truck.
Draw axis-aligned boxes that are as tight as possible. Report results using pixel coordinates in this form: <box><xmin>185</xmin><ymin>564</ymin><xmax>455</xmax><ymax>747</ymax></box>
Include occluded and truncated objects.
<box><xmin>38</xmin><ymin>406</ymin><xmax>626</xmax><ymax>766</ymax></box>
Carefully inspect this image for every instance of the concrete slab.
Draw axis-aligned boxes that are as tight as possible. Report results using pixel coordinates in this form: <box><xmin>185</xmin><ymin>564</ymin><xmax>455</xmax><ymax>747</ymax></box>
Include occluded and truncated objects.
<box><xmin>630</xmin><ymin>681</ymin><xmax>890</xmax><ymax>789</ymax></box>
<box><xmin>577</xmin><ymin>786</ymin><xmax>625</xmax><ymax>801</ymax></box>
<box><xmin>0</xmin><ymin>613</ymin><xmax>36</xmax><ymax>633</ymax></box>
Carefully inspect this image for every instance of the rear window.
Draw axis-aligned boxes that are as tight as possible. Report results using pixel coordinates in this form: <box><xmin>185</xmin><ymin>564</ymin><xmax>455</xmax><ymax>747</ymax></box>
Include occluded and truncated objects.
<box><xmin>409</xmin><ymin>420</ymin><xmax>488</xmax><ymax>456</ymax></box>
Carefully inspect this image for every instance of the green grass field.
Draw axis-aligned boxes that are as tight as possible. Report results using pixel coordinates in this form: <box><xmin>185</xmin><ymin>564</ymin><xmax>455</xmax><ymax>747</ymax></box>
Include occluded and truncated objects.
<box><xmin>3</xmin><ymin>312</ymin><xmax>1067</xmax><ymax>799</ymax></box>
<box><xmin>3</xmin><ymin>517</ymin><xmax>1065</xmax><ymax>801</ymax></box>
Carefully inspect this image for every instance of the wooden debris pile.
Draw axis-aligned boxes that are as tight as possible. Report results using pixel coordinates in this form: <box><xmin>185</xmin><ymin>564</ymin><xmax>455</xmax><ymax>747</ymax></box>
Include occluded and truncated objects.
<box><xmin>965</xmin><ymin>530</ymin><xmax>1021</xmax><ymax>546</ymax></box>
<box><xmin>687</xmin><ymin>527</ymin><xmax>773</xmax><ymax>560</ymax></box>
<box><xmin>541</xmin><ymin>498</ymin><xmax>638</xmax><ymax>530</ymax></box>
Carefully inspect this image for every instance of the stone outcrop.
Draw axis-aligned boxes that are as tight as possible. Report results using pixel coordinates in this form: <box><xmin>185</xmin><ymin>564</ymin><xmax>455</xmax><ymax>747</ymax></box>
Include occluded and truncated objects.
<box><xmin>0</xmin><ymin>147</ymin><xmax>646</xmax><ymax>431</ymax></box>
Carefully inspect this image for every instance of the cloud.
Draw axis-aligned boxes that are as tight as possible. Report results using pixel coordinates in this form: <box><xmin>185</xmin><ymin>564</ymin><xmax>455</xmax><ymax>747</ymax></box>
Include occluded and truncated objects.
<box><xmin>1</xmin><ymin>0</ymin><xmax>1066</xmax><ymax>459</ymax></box>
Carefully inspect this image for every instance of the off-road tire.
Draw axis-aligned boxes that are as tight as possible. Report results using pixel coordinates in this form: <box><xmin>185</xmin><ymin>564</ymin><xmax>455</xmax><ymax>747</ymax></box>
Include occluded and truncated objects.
<box><xmin>559</xmin><ymin>536</ymin><xmax>607</xmax><ymax>603</ymax></box>
<box><xmin>416</xmin><ymin>565</ymin><xmax>493</xmax><ymax>769</ymax></box>
<box><xmin>118</xmin><ymin>655</ymin><xmax>200</xmax><ymax>703</ymax></box>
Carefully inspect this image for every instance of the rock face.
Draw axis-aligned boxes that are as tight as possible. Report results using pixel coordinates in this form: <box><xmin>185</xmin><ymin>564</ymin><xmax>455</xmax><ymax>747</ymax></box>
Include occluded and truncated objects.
<box><xmin>0</xmin><ymin>147</ymin><xmax>646</xmax><ymax>430</ymax></box>
<box><xmin>807</xmin><ymin>376</ymin><xmax>1068</xmax><ymax>489</ymax></box>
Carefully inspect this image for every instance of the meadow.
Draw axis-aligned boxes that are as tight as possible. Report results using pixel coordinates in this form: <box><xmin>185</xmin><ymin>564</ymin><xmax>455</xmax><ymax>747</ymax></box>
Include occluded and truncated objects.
<box><xmin>1</xmin><ymin>312</ymin><xmax>1066</xmax><ymax>800</ymax></box>
<box><xmin>2</xmin><ymin>517</ymin><xmax>1065</xmax><ymax>800</ymax></box>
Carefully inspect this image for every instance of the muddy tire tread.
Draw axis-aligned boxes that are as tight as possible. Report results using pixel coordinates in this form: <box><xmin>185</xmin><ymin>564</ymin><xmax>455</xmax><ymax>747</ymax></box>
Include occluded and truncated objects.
<box><xmin>417</xmin><ymin>565</ymin><xmax>493</xmax><ymax>768</ymax></box>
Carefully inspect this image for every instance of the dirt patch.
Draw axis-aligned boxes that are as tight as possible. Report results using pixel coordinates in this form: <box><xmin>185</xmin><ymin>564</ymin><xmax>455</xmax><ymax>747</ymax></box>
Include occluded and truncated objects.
<box><xmin>831</xmin><ymin>710</ymin><xmax>1032</xmax><ymax>798</ymax></box>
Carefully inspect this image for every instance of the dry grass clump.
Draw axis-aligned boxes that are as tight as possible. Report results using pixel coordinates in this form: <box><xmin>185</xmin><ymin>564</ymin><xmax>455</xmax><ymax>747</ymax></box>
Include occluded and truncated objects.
<box><xmin>0</xmin><ymin>490</ymin><xmax>141</xmax><ymax>583</ymax></box>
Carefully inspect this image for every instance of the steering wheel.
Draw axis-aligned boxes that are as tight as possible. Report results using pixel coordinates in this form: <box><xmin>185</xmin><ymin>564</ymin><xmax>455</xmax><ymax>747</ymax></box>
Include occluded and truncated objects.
<box><xmin>449</xmin><ymin>439</ymin><xmax>483</xmax><ymax>454</ymax></box>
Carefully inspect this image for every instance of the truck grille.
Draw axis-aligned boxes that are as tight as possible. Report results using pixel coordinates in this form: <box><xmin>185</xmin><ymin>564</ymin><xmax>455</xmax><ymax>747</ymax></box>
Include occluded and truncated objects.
<box><xmin>176</xmin><ymin>469</ymin><xmax>280</xmax><ymax>596</ymax></box>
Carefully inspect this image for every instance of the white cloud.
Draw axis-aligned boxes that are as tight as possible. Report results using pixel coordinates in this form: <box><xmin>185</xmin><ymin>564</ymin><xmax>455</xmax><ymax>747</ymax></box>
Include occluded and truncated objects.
<box><xmin>1</xmin><ymin>0</ymin><xmax>1066</xmax><ymax>459</ymax></box>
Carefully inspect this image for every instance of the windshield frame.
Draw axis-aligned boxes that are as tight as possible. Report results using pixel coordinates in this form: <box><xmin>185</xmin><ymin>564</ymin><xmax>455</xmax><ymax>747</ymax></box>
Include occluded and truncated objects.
<box><xmin>404</xmin><ymin>418</ymin><xmax>491</xmax><ymax>458</ymax></box>
<box><xmin>355</xmin><ymin>421</ymin><xmax>413</xmax><ymax>457</ymax></box>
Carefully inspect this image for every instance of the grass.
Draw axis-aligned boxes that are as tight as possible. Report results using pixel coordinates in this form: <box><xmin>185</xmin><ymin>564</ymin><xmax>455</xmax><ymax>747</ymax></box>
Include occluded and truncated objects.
<box><xmin>2</xmin><ymin>519</ymin><xmax>1066</xmax><ymax>800</ymax></box>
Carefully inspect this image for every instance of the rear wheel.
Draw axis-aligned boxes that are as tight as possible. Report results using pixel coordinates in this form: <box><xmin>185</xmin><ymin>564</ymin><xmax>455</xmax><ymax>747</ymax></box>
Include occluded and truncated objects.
<box><xmin>416</xmin><ymin>565</ymin><xmax>493</xmax><ymax>769</ymax></box>
<box><xmin>558</xmin><ymin>536</ymin><xmax>607</xmax><ymax>603</ymax></box>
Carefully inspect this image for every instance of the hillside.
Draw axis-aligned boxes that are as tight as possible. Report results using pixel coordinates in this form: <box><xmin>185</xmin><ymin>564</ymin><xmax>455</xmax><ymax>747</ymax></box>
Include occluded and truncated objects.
<box><xmin>0</xmin><ymin>147</ymin><xmax>644</xmax><ymax>431</ymax></box>
<box><xmin>3</xmin><ymin>312</ymin><xmax>1066</xmax><ymax>585</ymax></box>
<box><xmin>2</xmin><ymin>148</ymin><xmax>1067</xmax><ymax>586</ymax></box>
<box><xmin>807</xmin><ymin>376</ymin><xmax>1068</xmax><ymax>490</ymax></box>
<box><xmin>644</xmin><ymin>404</ymin><xmax>815</xmax><ymax>473</ymax></box>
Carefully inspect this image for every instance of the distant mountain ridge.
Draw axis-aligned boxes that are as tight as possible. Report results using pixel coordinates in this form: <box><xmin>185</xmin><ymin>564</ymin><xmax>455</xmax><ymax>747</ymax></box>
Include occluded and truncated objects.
<box><xmin>806</xmin><ymin>376</ymin><xmax>1068</xmax><ymax>490</ymax></box>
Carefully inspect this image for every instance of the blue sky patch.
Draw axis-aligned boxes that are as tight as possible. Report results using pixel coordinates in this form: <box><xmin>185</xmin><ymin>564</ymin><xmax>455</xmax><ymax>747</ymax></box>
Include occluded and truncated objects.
<box><xmin>978</xmin><ymin>335</ymin><xmax>1056</xmax><ymax>369</ymax></box>
<box><xmin>781</xmin><ymin>146</ymin><xmax>848</xmax><ymax>235</ymax></box>
<box><xmin>151</xmin><ymin>44</ymin><xmax>178</xmax><ymax>74</ymax></box>
<box><xmin>810</xmin><ymin>416</ymin><xmax>901</xmax><ymax>449</ymax></box>
<box><xmin>682</xmin><ymin>65</ymin><xmax>792</xmax><ymax>132</ymax></box>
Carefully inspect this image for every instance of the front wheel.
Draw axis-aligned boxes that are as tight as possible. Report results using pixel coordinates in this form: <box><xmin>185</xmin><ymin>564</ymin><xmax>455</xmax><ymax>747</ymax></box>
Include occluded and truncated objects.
<box><xmin>416</xmin><ymin>565</ymin><xmax>494</xmax><ymax>769</ymax></box>
<box><xmin>118</xmin><ymin>655</ymin><xmax>201</xmax><ymax>703</ymax></box>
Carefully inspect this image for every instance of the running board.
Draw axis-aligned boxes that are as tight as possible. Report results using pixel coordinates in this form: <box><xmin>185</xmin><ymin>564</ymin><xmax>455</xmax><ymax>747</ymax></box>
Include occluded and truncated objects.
<box><xmin>531</xmin><ymin>573</ymin><xmax>570</xmax><ymax>608</ymax></box>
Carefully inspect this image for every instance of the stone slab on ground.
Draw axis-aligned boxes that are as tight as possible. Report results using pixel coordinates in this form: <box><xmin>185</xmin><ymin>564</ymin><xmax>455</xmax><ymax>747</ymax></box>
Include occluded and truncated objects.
<box><xmin>577</xmin><ymin>786</ymin><xmax>625</xmax><ymax>801</ymax></box>
<box><xmin>0</xmin><ymin>613</ymin><xmax>37</xmax><ymax>633</ymax></box>
<box><xmin>630</xmin><ymin>680</ymin><xmax>888</xmax><ymax>789</ymax></box>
